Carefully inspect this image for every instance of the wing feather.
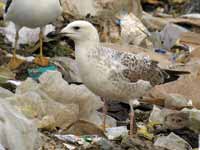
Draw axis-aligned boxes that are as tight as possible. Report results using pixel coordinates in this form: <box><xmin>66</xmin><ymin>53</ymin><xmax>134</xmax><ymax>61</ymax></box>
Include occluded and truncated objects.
<box><xmin>97</xmin><ymin>46</ymin><xmax>165</xmax><ymax>86</ymax></box>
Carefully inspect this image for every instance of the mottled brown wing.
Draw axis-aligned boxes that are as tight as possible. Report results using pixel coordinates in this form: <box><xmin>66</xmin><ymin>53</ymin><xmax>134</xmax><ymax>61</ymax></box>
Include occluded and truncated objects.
<box><xmin>119</xmin><ymin>53</ymin><xmax>165</xmax><ymax>86</ymax></box>
<box><xmin>99</xmin><ymin>46</ymin><xmax>186</xmax><ymax>86</ymax></box>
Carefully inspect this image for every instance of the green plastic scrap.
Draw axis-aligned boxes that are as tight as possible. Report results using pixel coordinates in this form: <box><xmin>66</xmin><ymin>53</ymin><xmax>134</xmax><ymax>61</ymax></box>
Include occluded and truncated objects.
<box><xmin>81</xmin><ymin>135</ymin><xmax>97</xmax><ymax>143</ymax></box>
<box><xmin>28</xmin><ymin>65</ymin><xmax>57</xmax><ymax>79</ymax></box>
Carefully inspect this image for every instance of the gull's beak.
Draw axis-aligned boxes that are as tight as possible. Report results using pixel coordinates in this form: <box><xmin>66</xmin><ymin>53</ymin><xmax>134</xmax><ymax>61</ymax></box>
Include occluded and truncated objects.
<box><xmin>46</xmin><ymin>26</ymin><xmax>73</xmax><ymax>39</ymax></box>
<box><xmin>59</xmin><ymin>26</ymin><xmax>73</xmax><ymax>36</ymax></box>
<box><xmin>46</xmin><ymin>31</ymin><xmax>66</xmax><ymax>38</ymax></box>
<box><xmin>57</xmin><ymin>32</ymin><xmax>69</xmax><ymax>36</ymax></box>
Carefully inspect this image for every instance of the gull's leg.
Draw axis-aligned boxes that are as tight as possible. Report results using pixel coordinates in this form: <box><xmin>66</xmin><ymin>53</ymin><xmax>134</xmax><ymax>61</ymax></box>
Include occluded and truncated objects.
<box><xmin>34</xmin><ymin>28</ymin><xmax>49</xmax><ymax>66</ymax></box>
<box><xmin>8</xmin><ymin>29</ymin><xmax>24</xmax><ymax>70</ymax></box>
<box><xmin>102</xmin><ymin>97</ymin><xmax>107</xmax><ymax>132</ymax></box>
<box><xmin>129</xmin><ymin>99</ymin><xmax>139</xmax><ymax>138</ymax></box>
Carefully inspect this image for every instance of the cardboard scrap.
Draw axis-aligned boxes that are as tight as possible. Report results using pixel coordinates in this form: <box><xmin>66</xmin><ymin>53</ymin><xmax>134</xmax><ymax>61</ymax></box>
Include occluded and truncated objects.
<box><xmin>151</xmin><ymin>74</ymin><xmax>200</xmax><ymax>109</ymax></box>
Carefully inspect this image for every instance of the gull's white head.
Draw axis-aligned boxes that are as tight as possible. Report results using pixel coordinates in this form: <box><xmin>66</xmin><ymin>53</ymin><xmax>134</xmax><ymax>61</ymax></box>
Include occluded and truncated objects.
<box><xmin>60</xmin><ymin>20</ymin><xmax>99</xmax><ymax>44</ymax></box>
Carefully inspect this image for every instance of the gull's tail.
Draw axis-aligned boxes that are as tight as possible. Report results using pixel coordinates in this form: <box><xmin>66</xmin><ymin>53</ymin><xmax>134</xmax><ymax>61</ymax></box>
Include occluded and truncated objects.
<box><xmin>162</xmin><ymin>69</ymin><xmax>190</xmax><ymax>83</ymax></box>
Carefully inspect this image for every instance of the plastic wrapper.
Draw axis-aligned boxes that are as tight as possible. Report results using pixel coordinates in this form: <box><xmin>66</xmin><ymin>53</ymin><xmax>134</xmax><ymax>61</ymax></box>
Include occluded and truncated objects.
<box><xmin>105</xmin><ymin>126</ymin><xmax>128</xmax><ymax>140</ymax></box>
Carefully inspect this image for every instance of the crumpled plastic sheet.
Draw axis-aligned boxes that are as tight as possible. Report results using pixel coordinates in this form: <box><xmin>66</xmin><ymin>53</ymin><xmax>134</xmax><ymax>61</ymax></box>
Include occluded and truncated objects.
<box><xmin>38</xmin><ymin>71</ymin><xmax>104</xmax><ymax>125</ymax></box>
<box><xmin>0</xmin><ymin>87</ymin><xmax>13</xmax><ymax>98</ymax></box>
<box><xmin>154</xmin><ymin>132</ymin><xmax>192</xmax><ymax>150</ymax></box>
<box><xmin>149</xmin><ymin>105</ymin><xmax>190</xmax><ymax>130</ymax></box>
<box><xmin>5</xmin><ymin>71</ymin><xmax>115</xmax><ymax>129</ymax></box>
<box><xmin>0</xmin><ymin>100</ymin><xmax>40</xmax><ymax>150</ymax></box>
<box><xmin>149</xmin><ymin>105</ymin><xmax>168</xmax><ymax>124</ymax></box>
<box><xmin>120</xmin><ymin>13</ymin><xmax>151</xmax><ymax>47</ymax></box>
<box><xmin>149</xmin><ymin>105</ymin><xmax>181</xmax><ymax>125</ymax></box>
<box><xmin>61</xmin><ymin>0</ymin><xmax>97</xmax><ymax>16</ymax></box>
<box><xmin>61</xmin><ymin>0</ymin><xmax>134</xmax><ymax>17</ymax></box>
<box><xmin>7</xmin><ymin>89</ymin><xmax>79</xmax><ymax>129</ymax></box>
<box><xmin>182</xmin><ymin>108</ymin><xmax>200</xmax><ymax>133</ymax></box>
<box><xmin>6</xmin><ymin>78</ymin><xmax>79</xmax><ymax>129</ymax></box>
<box><xmin>159</xmin><ymin>23</ymin><xmax>188</xmax><ymax>50</ymax></box>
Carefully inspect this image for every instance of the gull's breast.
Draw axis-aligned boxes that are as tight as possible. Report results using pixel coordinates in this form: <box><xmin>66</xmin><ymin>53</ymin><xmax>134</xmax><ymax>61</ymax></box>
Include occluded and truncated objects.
<box><xmin>76</xmin><ymin>53</ymin><xmax>112</xmax><ymax>97</ymax></box>
<box><xmin>77</xmin><ymin>54</ymin><xmax>145</xmax><ymax>101</ymax></box>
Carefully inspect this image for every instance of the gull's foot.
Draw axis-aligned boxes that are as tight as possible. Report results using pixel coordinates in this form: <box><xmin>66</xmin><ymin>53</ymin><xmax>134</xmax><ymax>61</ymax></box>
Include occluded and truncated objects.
<box><xmin>34</xmin><ymin>56</ymin><xmax>49</xmax><ymax>66</ymax></box>
<box><xmin>8</xmin><ymin>56</ymin><xmax>24</xmax><ymax>70</ymax></box>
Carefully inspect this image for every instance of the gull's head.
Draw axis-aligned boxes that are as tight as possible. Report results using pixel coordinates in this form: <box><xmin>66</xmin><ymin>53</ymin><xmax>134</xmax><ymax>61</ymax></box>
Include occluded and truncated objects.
<box><xmin>60</xmin><ymin>20</ymin><xmax>99</xmax><ymax>44</ymax></box>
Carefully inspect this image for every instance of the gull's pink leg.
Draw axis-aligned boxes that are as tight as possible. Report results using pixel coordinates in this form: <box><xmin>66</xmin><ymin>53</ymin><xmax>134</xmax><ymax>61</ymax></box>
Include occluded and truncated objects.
<box><xmin>129</xmin><ymin>100</ymin><xmax>138</xmax><ymax>138</ymax></box>
<box><xmin>102</xmin><ymin>98</ymin><xmax>107</xmax><ymax>132</ymax></box>
<box><xmin>129</xmin><ymin>110</ymin><xmax>136</xmax><ymax>138</ymax></box>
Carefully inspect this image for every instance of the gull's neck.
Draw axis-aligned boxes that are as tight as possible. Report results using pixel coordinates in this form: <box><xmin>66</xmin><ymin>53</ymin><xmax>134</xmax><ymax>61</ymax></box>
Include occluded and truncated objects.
<box><xmin>76</xmin><ymin>40</ymin><xmax>98</xmax><ymax>50</ymax></box>
<box><xmin>75</xmin><ymin>35</ymin><xmax>100</xmax><ymax>53</ymax></box>
<box><xmin>75</xmin><ymin>38</ymin><xmax>100</xmax><ymax>68</ymax></box>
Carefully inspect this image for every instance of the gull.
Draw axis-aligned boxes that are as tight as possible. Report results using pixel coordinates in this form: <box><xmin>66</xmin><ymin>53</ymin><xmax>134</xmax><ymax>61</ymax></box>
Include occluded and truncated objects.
<box><xmin>4</xmin><ymin>0</ymin><xmax>62</xmax><ymax>69</ymax></box>
<box><xmin>58</xmin><ymin>20</ymin><xmax>189</xmax><ymax>137</ymax></box>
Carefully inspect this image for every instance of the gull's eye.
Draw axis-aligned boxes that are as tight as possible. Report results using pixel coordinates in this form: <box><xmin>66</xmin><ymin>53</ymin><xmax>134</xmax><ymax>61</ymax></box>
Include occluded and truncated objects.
<box><xmin>73</xmin><ymin>26</ymin><xmax>80</xmax><ymax>30</ymax></box>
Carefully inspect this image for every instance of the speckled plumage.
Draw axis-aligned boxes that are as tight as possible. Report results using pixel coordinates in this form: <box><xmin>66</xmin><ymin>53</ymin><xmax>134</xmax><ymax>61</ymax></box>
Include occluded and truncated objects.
<box><xmin>60</xmin><ymin>21</ymin><xmax>186</xmax><ymax>103</ymax></box>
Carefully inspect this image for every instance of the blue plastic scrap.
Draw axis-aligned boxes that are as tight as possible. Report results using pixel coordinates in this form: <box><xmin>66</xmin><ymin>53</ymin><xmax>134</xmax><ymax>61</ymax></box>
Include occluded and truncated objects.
<box><xmin>154</xmin><ymin>48</ymin><xmax>167</xmax><ymax>54</ymax></box>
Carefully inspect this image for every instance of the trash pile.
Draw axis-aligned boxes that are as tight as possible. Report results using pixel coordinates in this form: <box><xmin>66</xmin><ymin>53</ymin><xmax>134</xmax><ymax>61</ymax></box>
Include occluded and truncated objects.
<box><xmin>0</xmin><ymin>0</ymin><xmax>200</xmax><ymax>149</ymax></box>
